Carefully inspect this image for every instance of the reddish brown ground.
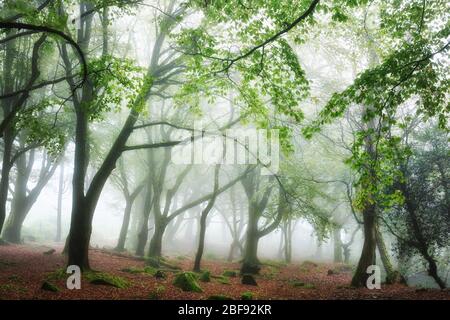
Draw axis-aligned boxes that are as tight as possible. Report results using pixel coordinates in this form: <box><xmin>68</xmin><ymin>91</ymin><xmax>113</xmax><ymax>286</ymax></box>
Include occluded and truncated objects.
<box><xmin>0</xmin><ymin>244</ymin><xmax>448</xmax><ymax>300</ymax></box>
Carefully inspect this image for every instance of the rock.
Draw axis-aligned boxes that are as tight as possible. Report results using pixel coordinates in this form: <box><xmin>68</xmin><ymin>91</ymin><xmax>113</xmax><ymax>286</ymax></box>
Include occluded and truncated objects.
<box><xmin>241</xmin><ymin>274</ymin><xmax>258</xmax><ymax>286</ymax></box>
<box><xmin>43</xmin><ymin>249</ymin><xmax>56</xmax><ymax>255</ymax></box>
<box><xmin>173</xmin><ymin>272</ymin><xmax>203</xmax><ymax>292</ymax></box>
<box><xmin>41</xmin><ymin>281</ymin><xmax>59</xmax><ymax>292</ymax></box>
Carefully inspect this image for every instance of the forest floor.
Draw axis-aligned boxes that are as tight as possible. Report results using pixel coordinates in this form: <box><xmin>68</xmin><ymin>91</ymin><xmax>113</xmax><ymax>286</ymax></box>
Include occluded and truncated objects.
<box><xmin>0</xmin><ymin>243</ymin><xmax>448</xmax><ymax>300</ymax></box>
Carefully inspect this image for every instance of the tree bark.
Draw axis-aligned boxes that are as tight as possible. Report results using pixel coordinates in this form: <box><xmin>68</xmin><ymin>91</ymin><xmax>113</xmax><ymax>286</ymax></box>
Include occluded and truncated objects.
<box><xmin>148</xmin><ymin>216</ymin><xmax>166</xmax><ymax>259</ymax></box>
<box><xmin>55</xmin><ymin>160</ymin><xmax>64</xmax><ymax>242</ymax></box>
<box><xmin>115</xmin><ymin>196</ymin><xmax>133</xmax><ymax>252</ymax></box>
<box><xmin>351</xmin><ymin>204</ymin><xmax>377</xmax><ymax>287</ymax></box>
<box><xmin>375</xmin><ymin>224</ymin><xmax>400</xmax><ymax>284</ymax></box>
<box><xmin>241</xmin><ymin>204</ymin><xmax>261</xmax><ymax>274</ymax></box>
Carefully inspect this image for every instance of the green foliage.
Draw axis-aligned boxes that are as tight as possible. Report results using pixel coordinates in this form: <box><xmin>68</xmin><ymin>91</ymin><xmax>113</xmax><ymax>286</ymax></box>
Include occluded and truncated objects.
<box><xmin>88</xmin><ymin>55</ymin><xmax>147</xmax><ymax>121</ymax></box>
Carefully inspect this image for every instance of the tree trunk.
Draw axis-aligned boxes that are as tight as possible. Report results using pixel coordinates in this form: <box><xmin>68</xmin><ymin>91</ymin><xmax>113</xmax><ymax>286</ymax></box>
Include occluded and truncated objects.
<box><xmin>193</xmin><ymin>212</ymin><xmax>208</xmax><ymax>272</ymax></box>
<box><xmin>333</xmin><ymin>227</ymin><xmax>343</xmax><ymax>263</ymax></box>
<box><xmin>148</xmin><ymin>217</ymin><xmax>166</xmax><ymax>258</ymax></box>
<box><xmin>375</xmin><ymin>224</ymin><xmax>400</xmax><ymax>284</ymax></box>
<box><xmin>351</xmin><ymin>204</ymin><xmax>377</xmax><ymax>287</ymax></box>
<box><xmin>3</xmin><ymin>151</ymin><xmax>28</xmax><ymax>243</ymax></box>
<box><xmin>115</xmin><ymin>196</ymin><xmax>132</xmax><ymax>252</ymax></box>
<box><xmin>135</xmin><ymin>185</ymin><xmax>152</xmax><ymax>256</ymax></box>
<box><xmin>0</xmin><ymin>129</ymin><xmax>14</xmax><ymax>237</ymax></box>
<box><xmin>343</xmin><ymin>246</ymin><xmax>351</xmax><ymax>264</ymax></box>
<box><xmin>241</xmin><ymin>206</ymin><xmax>261</xmax><ymax>274</ymax></box>
<box><xmin>55</xmin><ymin>160</ymin><xmax>64</xmax><ymax>242</ymax></box>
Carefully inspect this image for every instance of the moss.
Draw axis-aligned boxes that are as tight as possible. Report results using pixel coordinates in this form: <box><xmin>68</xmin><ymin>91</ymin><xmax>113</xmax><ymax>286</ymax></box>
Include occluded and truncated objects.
<box><xmin>0</xmin><ymin>283</ymin><xmax>27</xmax><ymax>293</ymax></box>
<box><xmin>262</xmin><ymin>259</ymin><xmax>287</xmax><ymax>268</ymax></box>
<box><xmin>291</xmin><ymin>280</ymin><xmax>315</xmax><ymax>289</ymax></box>
<box><xmin>148</xmin><ymin>285</ymin><xmax>166</xmax><ymax>300</ymax></box>
<box><xmin>146</xmin><ymin>257</ymin><xmax>161</xmax><ymax>268</ymax></box>
<box><xmin>7</xmin><ymin>275</ymin><xmax>21</xmax><ymax>282</ymax></box>
<box><xmin>217</xmin><ymin>276</ymin><xmax>230</xmax><ymax>285</ymax></box>
<box><xmin>199</xmin><ymin>271</ymin><xmax>211</xmax><ymax>282</ymax></box>
<box><xmin>241</xmin><ymin>291</ymin><xmax>254</xmax><ymax>300</ymax></box>
<box><xmin>41</xmin><ymin>281</ymin><xmax>60</xmax><ymax>292</ymax></box>
<box><xmin>45</xmin><ymin>268</ymin><xmax>67</xmax><ymax>281</ymax></box>
<box><xmin>85</xmin><ymin>271</ymin><xmax>130</xmax><ymax>289</ymax></box>
<box><xmin>241</xmin><ymin>291</ymin><xmax>253</xmax><ymax>300</ymax></box>
<box><xmin>222</xmin><ymin>270</ymin><xmax>237</xmax><ymax>277</ymax></box>
<box><xmin>173</xmin><ymin>272</ymin><xmax>203</xmax><ymax>292</ymax></box>
<box><xmin>143</xmin><ymin>266</ymin><xmax>158</xmax><ymax>275</ymax></box>
<box><xmin>121</xmin><ymin>267</ymin><xmax>144</xmax><ymax>274</ymax></box>
<box><xmin>207</xmin><ymin>294</ymin><xmax>233</xmax><ymax>300</ymax></box>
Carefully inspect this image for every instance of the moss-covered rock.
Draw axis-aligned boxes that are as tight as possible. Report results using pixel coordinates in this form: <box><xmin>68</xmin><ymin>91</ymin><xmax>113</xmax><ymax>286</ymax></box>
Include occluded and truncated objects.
<box><xmin>222</xmin><ymin>270</ymin><xmax>238</xmax><ymax>277</ymax></box>
<box><xmin>207</xmin><ymin>294</ymin><xmax>233</xmax><ymax>300</ymax></box>
<box><xmin>85</xmin><ymin>272</ymin><xmax>130</xmax><ymax>289</ymax></box>
<box><xmin>173</xmin><ymin>272</ymin><xmax>202</xmax><ymax>292</ymax></box>
<box><xmin>199</xmin><ymin>271</ymin><xmax>211</xmax><ymax>282</ymax></box>
<box><xmin>241</xmin><ymin>291</ymin><xmax>253</xmax><ymax>300</ymax></box>
<box><xmin>41</xmin><ymin>281</ymin><xmax>59</xmax><ymax>292</ymax></box>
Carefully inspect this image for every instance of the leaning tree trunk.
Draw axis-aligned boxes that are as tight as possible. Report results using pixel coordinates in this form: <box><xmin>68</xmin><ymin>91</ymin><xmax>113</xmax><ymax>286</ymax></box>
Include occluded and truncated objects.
<box><xmin>333</xmin><ymin>227</ymin><xmax>343</xmax><ymax>263</ymax></box>
<box><xmin>115</xmin><ymin>196</ymin><xmax>133</xmax><ymax>252</ymax></box>
<box><xmin>375</xmin><ymin>224</ymin><xmax>401</xmax><ymax>284</ymax></box>
<box><xmin>351</xmin><ymin>203</ymin><xmax>377</xmax><ymax>287</ymax></box>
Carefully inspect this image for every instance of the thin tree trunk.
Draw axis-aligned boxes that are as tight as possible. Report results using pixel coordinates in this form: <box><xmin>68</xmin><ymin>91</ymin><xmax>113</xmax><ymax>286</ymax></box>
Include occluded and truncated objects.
<box><xmin>333</xmin><ymin>227</ymin><xmax>343</xmax><ymax>263</ymax></box>
<box><xmin>55</xmin><ymin>160</ymin><xmax>64</xmax><ymax>242</ymax></box>
<box><xmin>115</xmin><ymin>196</ymin><xmax>132</xmax><ymax>252</ymax></box>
